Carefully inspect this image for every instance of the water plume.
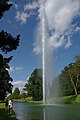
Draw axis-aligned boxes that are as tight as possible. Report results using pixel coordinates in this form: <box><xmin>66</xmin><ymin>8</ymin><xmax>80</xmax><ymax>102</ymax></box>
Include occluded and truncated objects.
<box><xmin>40</xmin><ymin>1</ymin><xmax>57</xmax><ymax>104</ymax></box>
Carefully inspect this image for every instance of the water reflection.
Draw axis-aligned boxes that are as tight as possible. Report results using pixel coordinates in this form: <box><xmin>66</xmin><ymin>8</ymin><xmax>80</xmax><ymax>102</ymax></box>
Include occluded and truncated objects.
<box><xmin>13</xmin><ymin>102</ymin><xmax>43</xmax><ymax>120</ymax></box>
<box><xmin>13</xmin><ymin>102</ymin><xmax>80</xmax><ymax>120</ymax></box>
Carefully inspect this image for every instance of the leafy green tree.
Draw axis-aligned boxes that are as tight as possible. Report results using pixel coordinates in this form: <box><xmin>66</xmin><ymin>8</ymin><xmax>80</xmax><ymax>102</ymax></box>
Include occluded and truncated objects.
<box><xmin>12</xmin><ymin>88</ymin><xmax>20</xmax><ymax>99</ymax></box>
<box><xmin>0</xmin><ymin>0</ymin><xmax>20</xmax><ymax>57</ymax></box>
<box><xmin>0</xmin><ymin>30</ymin><xmax>20</xmax><ymax>53</ymax></box>
<box><xmin>20</xmin><ymin>92</ymin><xmax>27</xmax><ymax>99</ymax></box>
<box><xmin>0</xmin><ymin>54</ymin><xmax>13</xmax><ymax>100</ymax></box>
<box><xmin>59</xmin><ymin>68</ymin><xmax>74</xmax><ymax>96</ymax></box>
<box><xmin>75</xmin><ymin>55</ymin><xmax>80</xmax><ymax>62</ymax></box>
<box><xmin>0</xmin><ymin>0</ymin><xmax>20</xmax><ymax>100</ymax></box>
<box><xmin>24</xmin><ymin>69</ymin><xmax>43</xmax><ymax>101</ymax></box>
<box><xmin>59</xmin><ymin>56</ymin><xmax>80</xmax><ymax>96</ymax></box>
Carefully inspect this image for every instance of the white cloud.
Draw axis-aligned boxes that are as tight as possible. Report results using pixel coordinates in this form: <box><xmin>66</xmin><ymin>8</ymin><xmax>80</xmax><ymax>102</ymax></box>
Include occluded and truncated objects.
<box><xmin>15</xmin><ymin>66</ymin><xmax>23</xmax><ymax>71</ymax></box>
<box><xmin>48</xmin><ymin>33</ymin><xmax>65</xmax><ymax>50</ymax></box>
<box><xmin>24</xmin><ymin>1</ymin><xmax>39</xmax><ymax>11</ymax></box>
<box><xmin>12</xmin><ymin>80</ymin><xmax>27</xmax><ymax>92</ymax></box>
<box><xmin>45</xmin><ymin>0</ymin><xmax>80</xmax><ymax>49</ymax></box>
<box><xmin>12</xmin><ymin>81</ymin><xmax>25</xmax><ymax>86</ymax></box>
<box><xmin>15</xmin><ymin>1</ymin><xmax>39</xmax><ymax>24</ymax></box>
<box><xmin>45</xmin><ymin>0</ymin><xmax>80</xmax><ymax>33</ymax></box>
<box><xmin>8</xmin><ymin>66</ymin><xmax>23</xmax><ymax>73</ymax></box>
<box><xmin>33</xmin><ymin>45</ymin><xmax>41</xmax><ymax>54</ymax></box>
<box><xmin>33</xmin><ymin>0</ymin><xmax>80</xmax><ymax>54</ymax></box>
<box><xmin>75</xmin><ymin>26</ymin><xmax>80</xmax><ymax>32</ymax></box>
<box><xmin>65</xmin><ymin>37</ymin><xmax>72</xmax><ymax>48</ymax></box>
<box><xmin>15</xmin><ymin>11</ymin><xmax>29</xmax><ymax>24</ymax></box>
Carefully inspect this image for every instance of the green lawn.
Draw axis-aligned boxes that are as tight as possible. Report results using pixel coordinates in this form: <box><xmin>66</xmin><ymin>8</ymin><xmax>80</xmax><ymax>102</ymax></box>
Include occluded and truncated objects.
<box><xmin>0</xmin><ymin>103</ymin><xmax>17</xmax><ymax>120</ymax></box>
<box><xmin>26</xmin><ymin>94</ymin><xmax>80</xmax><ymax>104</ymax></box>
<box><xmin>74</xmin><ymin>94</ymin><xmax>80</xmax><ymax>103</ymax></box>
<box><xmin>13</xmin><ymin>97</ymin><xmax>43</xmax><ymax>104</ymax></box>
<box><xmin>51</xmin><ymin>94</ymin><xmax>80</xmax><ymax>104</ymax></box>
<box><xmin>12</xmin><ymin>94</ymin><xmax>80</xmax><ymax>104</ymax></box>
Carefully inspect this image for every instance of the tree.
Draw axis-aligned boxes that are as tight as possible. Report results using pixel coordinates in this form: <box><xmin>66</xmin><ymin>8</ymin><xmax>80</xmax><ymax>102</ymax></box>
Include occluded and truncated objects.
<box><xmin>0</xmin><ymin>0</ymin><xmax>12</xmax><ymax>19</ymax></box>
<box><xmin>20</xmin><ymin>92</ymin><xmax>27</xmax><ymax>99</ymax></box>
<box><xmin>75</xmin><ymin>55</ymin><xmax>80</xmax><ymax>62</ymax></box>
<box><xmin>0</xmin><ymin>54</ymin><xmax>13</xmax><ymax>100</ymax></box>
<box><xmin>24</xmin><ymin>69</ymin><xmax>43</xmax><ymax>101</ymax></box>
<box><xmin>0</xmin><ymin>30</ymin><xmax>20</xmax><ymax>53</ymax></box>
<box><xmin>0</xmin><ymin>0</ymin><xmax>20</xmax><ymax>100</ymax></box>
<box><xmin>59</xmin><ymin>56</ymin><xmax>80</xmax><ymax>96</ymax></box>
<box><xmin>12</xmin><ymin>88</ymin><xmax>20</xmax><ymax>99</ymax></box>
<box><xmin>59</xmin><ymin>67</ymin><xmax>74</xmax><ymax>96</ymax></box>
<box><xmin>0</xmin><ymin>0</ymin><xmax>20</xmax><ymax>55</ymax></box>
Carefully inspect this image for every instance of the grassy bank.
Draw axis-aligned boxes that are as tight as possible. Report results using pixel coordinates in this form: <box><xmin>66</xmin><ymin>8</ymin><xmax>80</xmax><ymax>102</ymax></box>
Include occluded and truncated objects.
<box><xmin>0</xmin><ymin>103</ymin><xmax>17</xmax><ymax>120</ymax></box>
<box><xmin>14</xmin><ymin>97</ymin><xmax>43</xmax><ymax>104</ymax></box>
<box><xmin>74</xmin><ymin>95</ymin><xmax>80</xmax><ymax>103</ymax></box>
<box><xmin>52</xmin><ymin>94</ymin><xmax>80</xmax><ymax>104</ymax></box>
<box><xmin>52</xmin><ymin>95</ymin><xmax>77</xmax><ymax>104</ymax></box>
<box><xmin>14</xmin><ymin>97</ymin><xmax>32</xmax><ymax>102</ymax></box>
<box><xmin>13</xmin><ymin>94</ymin><xmax>80</xmax><ymax>104</ymax></box>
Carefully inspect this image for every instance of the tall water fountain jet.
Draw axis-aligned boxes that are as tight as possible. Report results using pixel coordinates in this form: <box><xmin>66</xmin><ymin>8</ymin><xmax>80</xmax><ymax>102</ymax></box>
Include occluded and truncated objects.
<box><xmin>40</xmin><ymin>0</ymin><xmax>59</xmax><ymax>105</ymax></box>
<box><xmin>41</xmin><ymin>0</ymin><xmax>50</xmax><ymax>104</ymax></box>
<box><xmin>41</xmin><ymin>0</ymin><xmax>46</xmax><ymax>105</ymax></box>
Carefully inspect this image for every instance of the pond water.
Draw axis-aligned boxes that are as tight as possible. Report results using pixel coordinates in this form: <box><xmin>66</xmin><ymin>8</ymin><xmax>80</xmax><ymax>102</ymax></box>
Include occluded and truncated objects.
<box><xmin>13</xmin><ymin>102</ymin><xmax>80</xmax><ymax>120</ymax></box>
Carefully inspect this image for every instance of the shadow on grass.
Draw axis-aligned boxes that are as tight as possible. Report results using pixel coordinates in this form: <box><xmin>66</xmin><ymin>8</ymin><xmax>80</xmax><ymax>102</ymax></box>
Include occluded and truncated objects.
<box><xmin>0</xmin><ymin>108</ymin><xmax>17</xmax><ymax>120</ymax></box>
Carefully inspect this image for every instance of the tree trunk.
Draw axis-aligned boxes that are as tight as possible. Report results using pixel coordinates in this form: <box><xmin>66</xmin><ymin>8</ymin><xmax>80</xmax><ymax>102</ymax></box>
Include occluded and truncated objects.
<box><xmin>76</xmin><ymin>74</ymin><xmax>79</xmax><ymax>87</ymax></box>
<box><xmin>69</xmin><ymin>73</ymin><xmax>78</xmax><ymax>95</ymax></box>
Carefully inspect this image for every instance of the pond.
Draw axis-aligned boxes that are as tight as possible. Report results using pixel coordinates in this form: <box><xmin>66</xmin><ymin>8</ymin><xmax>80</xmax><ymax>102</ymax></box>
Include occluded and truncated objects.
<box><xmin>13</xmin><ymin>102</ymin><xmax>80</xmax><ymax>120</ymax></box>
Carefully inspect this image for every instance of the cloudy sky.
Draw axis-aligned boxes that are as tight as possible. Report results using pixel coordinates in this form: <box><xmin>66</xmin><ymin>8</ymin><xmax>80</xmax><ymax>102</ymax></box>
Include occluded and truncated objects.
<box><xmin>0</xmin><ymin>0</ymin><xmax>80</xmax><ymax>91</ymax></box>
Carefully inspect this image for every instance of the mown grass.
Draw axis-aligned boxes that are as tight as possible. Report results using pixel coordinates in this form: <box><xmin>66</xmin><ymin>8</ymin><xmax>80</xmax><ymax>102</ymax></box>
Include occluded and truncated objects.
<box><xmin>13</xmin><ymin>97</ymin><xmax>32</xmax><ymax>102</ymax></box>
<box><xmin>14</xmin><ymin>97</ymin><xmax>43</xmax><ymax>104</ymax></box>
<box><xmin>0</xmin><ymin>103</ymin><xmax>17</xmax><ymax>120</ymax></box>
<box><xmin>74</xmin><ymin>94</ymin><xmax>80</xmax><ymax>103</ymax></box>
<box><xmin>52</xmin><ymin>95</ymin><xmax>77</xmax><ymax>104</ymax></box>
<box><xmin>13</xmin><ymin>94</ymin><xmax>80</xmax><ymax>104</ymax></box>
<box><xmin>49</xmin><ymin>94</ymin><xmax>80</xmax><ymax>104</ymax></box>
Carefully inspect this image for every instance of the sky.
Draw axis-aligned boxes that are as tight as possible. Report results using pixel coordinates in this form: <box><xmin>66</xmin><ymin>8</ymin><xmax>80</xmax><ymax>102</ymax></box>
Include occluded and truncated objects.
<box><xmin>0</xmin><ymin>0</ymin><xmax>80</xmax><ymax>92</ymax></box>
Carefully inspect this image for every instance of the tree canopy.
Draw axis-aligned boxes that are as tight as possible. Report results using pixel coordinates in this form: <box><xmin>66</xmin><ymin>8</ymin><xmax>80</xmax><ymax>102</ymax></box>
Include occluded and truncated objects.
<box><xmin>0</xmin><ymin>0</ymin><xmax>12</xmax><ymax>19</ymax></box>
<box><xmin>0</xmin><ymin>30</ymin><xmax>20</xmax><ymax>53</ymax></box>
<box><xmin>59</xmin><ymin>56</ymin><xmax>80</xmax><ymax>96</ymax></box>
<box><xmin>0</xmin><ymin>0</ymin><xmax>20</xmax><ymax>54</ymax></box>
<box><xmin>0</xmin><ymin>54</ymin><xmax>13</xmax><ymax>100</ymax></box>
<box><xmin>24</xmin><ymin>69</ymin><xmax>43</xmax><ymax>101</ymax></box>
<box><xmin>12</xmin><ymin>88</ymin><xmax>20</xmax><ymax>99</ymax></box>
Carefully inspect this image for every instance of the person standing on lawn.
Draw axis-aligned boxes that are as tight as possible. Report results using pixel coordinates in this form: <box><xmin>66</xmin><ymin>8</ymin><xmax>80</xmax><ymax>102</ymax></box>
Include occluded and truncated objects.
<box><xmin>8</xmin><ymin>99</ymin><xmax>13</xmax><ymax>113</ymax></box>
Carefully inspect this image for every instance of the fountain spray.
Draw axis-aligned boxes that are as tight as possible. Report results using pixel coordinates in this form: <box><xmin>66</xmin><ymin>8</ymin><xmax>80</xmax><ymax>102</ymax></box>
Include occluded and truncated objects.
<box><xmin>41</xmin><ymin>0</ymin><xmax>46</xmax><ymax>105</ymax></box>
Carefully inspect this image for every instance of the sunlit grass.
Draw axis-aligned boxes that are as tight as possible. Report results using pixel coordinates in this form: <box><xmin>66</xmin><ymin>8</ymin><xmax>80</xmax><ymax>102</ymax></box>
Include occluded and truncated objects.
<box><xmin>13</xmin><ymin>97</ymin><xmax>43</xmax><ymax>104</ymax></box>
<box><xmin>42</xmin><ymin>95</ymin><xmax>79</xmax><ymax>104</ymax></box>
<box><xmin>75</xmin><ymin>95</ymin><xmax>80</xmax><ymax>103</ymax></box>
<box><xmin>13</xmin><ymin>97</ymin><xmax>32</xmax><ymax>102</ymax></box>
<box><xmin>0</xmin><ymin>103</ymin><xmax>5</xmax><ymax>108</ymax></box>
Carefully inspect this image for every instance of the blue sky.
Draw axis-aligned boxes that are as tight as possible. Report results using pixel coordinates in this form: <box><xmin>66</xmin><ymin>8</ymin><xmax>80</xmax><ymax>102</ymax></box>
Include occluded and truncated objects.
<box><xmin>0</xmin><ymin>0</ymin><xmax>80</xmax><ymax>91</ymax></box>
